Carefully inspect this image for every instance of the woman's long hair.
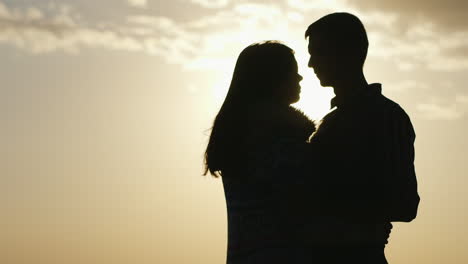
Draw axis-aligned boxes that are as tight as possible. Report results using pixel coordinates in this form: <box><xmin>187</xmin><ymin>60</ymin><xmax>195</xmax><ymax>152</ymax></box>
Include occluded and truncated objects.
<box><xmin>204</xmin><ymin>41</ymin><xmax>295</xmax><ymax>177</ymax></box>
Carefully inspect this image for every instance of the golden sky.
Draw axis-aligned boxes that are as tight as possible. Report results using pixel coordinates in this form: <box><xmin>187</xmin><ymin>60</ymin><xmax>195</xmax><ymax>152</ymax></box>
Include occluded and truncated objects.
<box><xmin>2</xmin><ymin>0</ymin><xmax>468</xmax><ymax>263</ymax></box>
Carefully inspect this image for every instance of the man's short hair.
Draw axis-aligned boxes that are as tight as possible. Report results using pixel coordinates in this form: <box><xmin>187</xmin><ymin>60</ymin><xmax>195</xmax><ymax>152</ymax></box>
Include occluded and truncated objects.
<box><xmin>305</xmin><ymin>12</ymin><xmax>369</xmax><ymax>65</ymax></box>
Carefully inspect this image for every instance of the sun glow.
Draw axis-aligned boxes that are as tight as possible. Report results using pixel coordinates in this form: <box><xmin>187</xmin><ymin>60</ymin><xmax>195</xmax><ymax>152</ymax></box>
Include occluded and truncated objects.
<box><xmin>293</xmin><ymin>65</ymin><xmax>335</xmax><ymax>120</ymax></box>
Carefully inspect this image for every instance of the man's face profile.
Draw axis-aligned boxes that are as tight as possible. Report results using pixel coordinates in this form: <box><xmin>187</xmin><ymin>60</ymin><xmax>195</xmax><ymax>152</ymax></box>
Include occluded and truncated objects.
<box><xmin>307</xmin><ymin>38</ymin><xmax>338</xmax><ymax>88</ymax></box>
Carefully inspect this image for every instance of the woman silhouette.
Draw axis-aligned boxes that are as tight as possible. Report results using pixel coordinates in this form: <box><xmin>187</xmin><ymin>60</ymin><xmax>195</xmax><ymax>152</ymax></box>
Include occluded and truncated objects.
<box><xmin>204</xmin><ymin>41</ymin><xmax>313</xmax><ymax>263</ymax></box>
<box><xmin>204</xmin><ymin>41</ymin><xmax>390</xmax><ymax>263</ymax></box>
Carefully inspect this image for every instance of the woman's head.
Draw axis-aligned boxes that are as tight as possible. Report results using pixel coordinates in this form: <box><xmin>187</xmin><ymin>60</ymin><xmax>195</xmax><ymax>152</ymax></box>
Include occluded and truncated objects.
<box><xmin>204</xmin><ymin>41</ymin><xmax>302</xmax><ymax>177</ymax></box>
<box><xmin>227</xmin><ymin>41</ymin><xmax>302</xmax><ymax>106</ymax></box>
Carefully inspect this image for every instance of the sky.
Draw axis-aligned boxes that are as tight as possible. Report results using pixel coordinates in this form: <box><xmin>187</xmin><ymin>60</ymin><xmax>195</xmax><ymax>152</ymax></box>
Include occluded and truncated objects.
<box><xmin>2</xmin><ymin>0</ymin><xmax>468</xmax><ymax>263</ymax></box>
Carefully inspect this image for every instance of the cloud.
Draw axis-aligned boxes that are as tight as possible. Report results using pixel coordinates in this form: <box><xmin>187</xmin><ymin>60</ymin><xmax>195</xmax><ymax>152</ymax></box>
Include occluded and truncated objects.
<box><xmin>189</xmin><ymin>0</ymin><xmax>230</xmax><ymax>9</ymax></box>
<box><xmin>0</xmin><ymin>2</ymin><xmax>147</xmax><ymax>53</ymax></box>
<box><xmin>387</xmin><ymin>80</ymin><xmax>429</xmax><ymax>92</ymax></box>
<box><xmin>370</xmin><ymin>25</ymin><xmax>468</xmax><ymax>72</ymax></box>
<box><xmin>417</xmin><ymin>95</ymin><xmax>468</xmax><ymax>120</ymax></box>
<box><xmin>2</xmin><ymin>0</ymin><xmax>468</xmax><ymax>75</ymax></box>
<box><xmin>0</xmin><ymin>2</ymin><xmax>296</xmax><ymax>69</ymax></box>
<box><xmin>0</xmin><ymin>3</ymin><xmax>198</xmax><ymax>65</ymax></box>
<box><xmin>416</xmin><ymin>102</ymin><xmax>463</xmax><ymax>120</ymax></box>
<box><xmin>127</xmin><ymin>0</ymin><xmax>147</xmax><ymax>8</ymax></box>
<box><xmin>125</xmin><ymin>15</ymin><xmax>199</xmax><ymax>64</ymax></box>
<box><xmin>456</xmin><ymin>95</ymin><xmax>468</xmax><ymax>104</ymax></box>
<box><xmin>286</xmin><ymin>0</ymin><xmax>349</xmax><ymax>11</ymax></box>
<box><xmin>346</xmin><ymin>0</ymin><xmax>468</xmax><ymax>31</ymax></box>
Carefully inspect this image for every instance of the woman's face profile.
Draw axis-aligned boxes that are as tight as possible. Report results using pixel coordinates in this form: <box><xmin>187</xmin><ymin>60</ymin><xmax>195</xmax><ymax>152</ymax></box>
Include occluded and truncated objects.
<box><xmin>277</xmin><ymin>56</ymin><xmax>302</xmax><ymax>105</ymax></box>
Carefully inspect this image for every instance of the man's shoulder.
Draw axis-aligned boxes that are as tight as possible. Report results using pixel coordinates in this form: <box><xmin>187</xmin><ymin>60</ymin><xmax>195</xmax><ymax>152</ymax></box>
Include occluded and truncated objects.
<box><xmin>376</xmin><ymin>94</ymin><xmax>415</xmax><ymax>139</ymax></box>
<box><xmin>320</xmin><ymin>91</ymin><xmax>411</xmax><ymax>123</ymax></box>
<box><xmin>376</xmin><ymin>93</ymin><xmax>410</xmax><ymax>118</ymax></box>
<box><xmin>320</xmin><ymin>107</ymin><xmax>341</xmax><ymax>126</ymax></box>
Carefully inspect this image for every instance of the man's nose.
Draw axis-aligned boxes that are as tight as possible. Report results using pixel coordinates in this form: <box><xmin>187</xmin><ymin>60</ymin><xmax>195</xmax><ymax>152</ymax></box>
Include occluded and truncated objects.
<box><xmin>308</xmin><ymin>57</ymin><xmax>313</xmax><ymax>68</ymax></box>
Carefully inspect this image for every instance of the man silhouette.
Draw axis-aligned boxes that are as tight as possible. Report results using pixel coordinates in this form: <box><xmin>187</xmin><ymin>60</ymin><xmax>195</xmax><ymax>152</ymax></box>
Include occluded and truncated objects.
<box><xmin>305</xmin><ymin>13</ymin><xmax>420</xmax><ymax>263</ymax></box>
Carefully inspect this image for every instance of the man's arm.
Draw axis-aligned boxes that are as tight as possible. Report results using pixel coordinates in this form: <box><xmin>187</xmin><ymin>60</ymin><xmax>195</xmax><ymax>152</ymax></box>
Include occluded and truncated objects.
<box><xmin>384</xmin><ymin>106</ymin><xmax>420</xmax><ymax>222</ymax></box>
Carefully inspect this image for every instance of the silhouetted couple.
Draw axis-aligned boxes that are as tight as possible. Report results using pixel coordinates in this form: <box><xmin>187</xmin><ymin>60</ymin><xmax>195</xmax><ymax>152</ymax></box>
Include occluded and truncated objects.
<box><xmin>204</xmin><ymin>12</ymin><xmax>419</xmax><ymax>264</ymax></box>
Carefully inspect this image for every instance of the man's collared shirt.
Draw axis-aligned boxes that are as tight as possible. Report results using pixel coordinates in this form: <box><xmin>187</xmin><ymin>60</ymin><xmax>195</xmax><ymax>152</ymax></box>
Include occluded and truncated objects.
<box><xmin>311</xmin><ymin>83</ymin><xmax>420</xmax><ymax>222</ymax></box>
<box><xmin>330</xmin><ymin>83</ymin><xmax>383</xmax><ymax>109</ymax></box>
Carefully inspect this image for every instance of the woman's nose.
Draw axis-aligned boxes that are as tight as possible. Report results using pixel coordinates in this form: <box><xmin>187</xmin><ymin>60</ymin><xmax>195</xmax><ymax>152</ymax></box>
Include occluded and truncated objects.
<box><xmin>298</xmin><ymin>74</ymin><xmax>303</xmax><ymax>81</ymax></box>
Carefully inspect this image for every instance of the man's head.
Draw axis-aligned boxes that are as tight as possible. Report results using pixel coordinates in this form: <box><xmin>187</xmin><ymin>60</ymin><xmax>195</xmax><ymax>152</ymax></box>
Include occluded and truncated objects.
<box><xmin>305</xmin><ymin>12</ymin><xmax>368</xmax><ymax>87</ymax></box>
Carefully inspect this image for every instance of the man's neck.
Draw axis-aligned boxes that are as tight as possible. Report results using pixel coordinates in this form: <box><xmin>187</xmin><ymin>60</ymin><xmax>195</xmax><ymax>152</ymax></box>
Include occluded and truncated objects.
<box><xmin>332</xmin><ymin>73</ymin><xmax>368</xmax><ymax>98</ymax></box>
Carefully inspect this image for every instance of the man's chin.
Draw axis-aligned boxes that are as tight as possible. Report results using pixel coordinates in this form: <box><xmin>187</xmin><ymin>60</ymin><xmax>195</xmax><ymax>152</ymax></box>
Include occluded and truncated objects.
<box><xmin>289</xmin><ymin>96</ymin><xmax>300</xmax><ymax>104</ymax></box>
<box><xmin>319</xmin><ymin>79</ymin><xmax>332</xmax><ymax>87</ymax></box>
